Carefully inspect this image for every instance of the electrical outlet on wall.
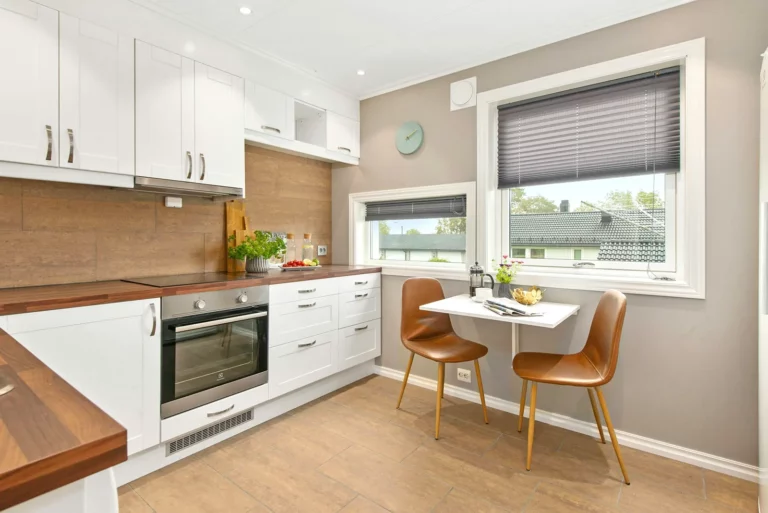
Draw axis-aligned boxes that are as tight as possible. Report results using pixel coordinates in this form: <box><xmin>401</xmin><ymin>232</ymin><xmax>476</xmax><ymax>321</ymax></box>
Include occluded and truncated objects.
<box><xmin>317</xmin><ymin>245</ymin><xmax>328</xmax><ymax>256</ymax></box>
<box><xmin>457</xmin><ymin>368</ymin><xmax>471</xmax><ymax>383</ymax></box>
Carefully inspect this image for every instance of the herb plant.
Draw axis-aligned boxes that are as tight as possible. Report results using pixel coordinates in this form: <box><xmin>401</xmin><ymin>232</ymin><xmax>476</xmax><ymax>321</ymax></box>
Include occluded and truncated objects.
<box><xmin>228</xmin><ymin>231</ymin><xmax>286</xmax><ymax>261</ymax></box>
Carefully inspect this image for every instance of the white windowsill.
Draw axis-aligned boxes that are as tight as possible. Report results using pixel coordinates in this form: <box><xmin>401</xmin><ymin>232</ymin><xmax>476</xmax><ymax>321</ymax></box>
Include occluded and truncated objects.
<box><xmin>377</xmin><ymin>265</ymin><xmax>469</xmax><ymax>281</ymax></box>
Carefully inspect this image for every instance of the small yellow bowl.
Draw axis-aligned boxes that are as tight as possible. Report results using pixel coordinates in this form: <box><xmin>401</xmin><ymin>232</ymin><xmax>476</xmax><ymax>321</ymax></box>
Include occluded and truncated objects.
<box><xmin>512</xmin><ymin>286</ymin><xmax>543</xmax><ymax>305</ymax></box>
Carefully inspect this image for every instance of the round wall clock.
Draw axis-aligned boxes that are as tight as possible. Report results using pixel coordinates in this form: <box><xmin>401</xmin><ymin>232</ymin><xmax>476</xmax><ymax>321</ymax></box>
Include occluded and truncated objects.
<box><xmin>395</xmin><ymin>121</ymin><xmax>424</xmax><ymax>155</ymax></box>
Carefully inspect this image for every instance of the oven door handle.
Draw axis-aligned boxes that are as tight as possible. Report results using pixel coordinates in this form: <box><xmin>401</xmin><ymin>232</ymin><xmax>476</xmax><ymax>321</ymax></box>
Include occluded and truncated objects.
<box><xmin>173</xmin><ymin>311</ymin><xmax>267</xmax><ymax>333</ymax></box>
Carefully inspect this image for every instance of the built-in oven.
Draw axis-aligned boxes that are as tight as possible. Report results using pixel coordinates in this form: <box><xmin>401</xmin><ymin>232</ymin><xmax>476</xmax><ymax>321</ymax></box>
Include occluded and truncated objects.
<box><xmin>160</xmin><ymin>286</ymin><xmax>269</xmax><ymax>419</ymax></box>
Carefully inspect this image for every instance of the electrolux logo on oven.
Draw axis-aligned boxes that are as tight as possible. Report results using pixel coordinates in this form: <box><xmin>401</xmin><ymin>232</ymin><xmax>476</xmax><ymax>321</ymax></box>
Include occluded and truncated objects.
<box><xmin>217</xmin><ymin>372</ymin><xmax>225</xmax><ymax>381</ymax></box>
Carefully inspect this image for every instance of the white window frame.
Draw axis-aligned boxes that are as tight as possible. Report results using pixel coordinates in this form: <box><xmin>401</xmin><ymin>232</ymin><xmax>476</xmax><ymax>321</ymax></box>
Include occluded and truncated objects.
<box><xmin>476</xmin><ymin>38</ymin><xmax>705</xmax><ymax>299</ymax></box>
<box><xmin>349</xmin><ymin>182</ymin><xmax>476</xmax><ymax>281</ymax></box>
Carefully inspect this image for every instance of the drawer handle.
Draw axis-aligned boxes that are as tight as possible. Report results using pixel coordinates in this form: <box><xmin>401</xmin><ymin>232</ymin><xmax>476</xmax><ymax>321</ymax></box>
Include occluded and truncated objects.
<box><xmin>45</xmin><ymin>125</ymin><xmax>53</xmax><ymax>161</ymax></box>
<box><xmin>262</xmin><ymin>125</ymin><xmax>281</xmax><ymax>134</ymax></box>
<box><xmin>355</xmin><ymin>293</ymin><xmax>368</xmax><ymax>299</ymax></box>
<box><xmin>298</xmin><ymin>340</ymin><xmax>317</xmax><ymax>348</ymax></box>
<box><xmin>67</xmin><ymin>128</ymin><xmax>74</xmax><ymax>164</ymax></box>
<box><xmin>186</xmin><ymin>150</ymin><xmax>193</xmax><ymax>179</ymax></box>
<box><xmin>298</xmin><ymin>302</ymin><xmax>317</xmax><ymax>308</ymax></box>
<box><xmin>338</xmin><ymin>146</ymin><xmax>351</xmax><ymax>153</ymax></box>
<box><xmin>207</xmin><ymin>404</ymin><xmax>235</xmax><ymax>418</ymax></box>
<box><xmin>354</xmin><ymin>325</ymin><xmax>369</xmax><ymax>332</ymax></box>
<box><xmin>149</xmin><ymin>303</ymin><xmax>157</xmax><ymax>336</ymax></box>
<box><xmin>298</xmin><ymin>288</ymin><xmax>316</xmax><ymax>294</ymax></box>
<box><xmin>354</xmin><ymin>281</ymin><xmax>368</xmax><ymax>286</ymax></box>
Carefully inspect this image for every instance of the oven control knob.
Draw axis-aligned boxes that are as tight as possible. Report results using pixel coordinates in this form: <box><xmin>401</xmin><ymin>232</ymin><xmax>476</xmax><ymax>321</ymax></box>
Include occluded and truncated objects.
<box><xmin>194</xmin><ymin>299</ymin><xmax>206</xmax><ymax>310</ymax></box>
<box><xmin>236</xmin><ymin>293</ymin><xmax>248</xmax><ymax>304</ymax></box>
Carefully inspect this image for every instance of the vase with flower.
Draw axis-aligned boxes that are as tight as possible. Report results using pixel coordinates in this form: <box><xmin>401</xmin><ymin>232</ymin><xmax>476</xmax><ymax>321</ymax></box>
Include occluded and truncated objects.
<box><xmin>493</xmin><ymin>255</ymin><xmax>523</xmax><ymax>298</ymax></box>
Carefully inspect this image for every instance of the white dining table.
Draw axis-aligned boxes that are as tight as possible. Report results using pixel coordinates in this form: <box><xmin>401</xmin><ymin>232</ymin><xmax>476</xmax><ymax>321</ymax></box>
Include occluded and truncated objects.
<box><xmin>419</xmin><ymin>294</ymin><xmax>580</xmax><ymax>357</ymax></box>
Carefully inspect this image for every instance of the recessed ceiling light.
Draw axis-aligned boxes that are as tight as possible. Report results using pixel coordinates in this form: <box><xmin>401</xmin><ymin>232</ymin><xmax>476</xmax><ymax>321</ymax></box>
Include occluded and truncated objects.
<box><xmin>239</xmin><ymin>6</ymin><xmax>252</xmax><ymax>15</ymax></box>
<box><xmin>357</xmin><ymin>70</ymin><xmax>366</xmax><ymax>76</ymax></box>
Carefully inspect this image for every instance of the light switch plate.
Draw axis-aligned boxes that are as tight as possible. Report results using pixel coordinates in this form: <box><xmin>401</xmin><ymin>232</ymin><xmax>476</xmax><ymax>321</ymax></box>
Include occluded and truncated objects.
<box><xmin>317</xmin><ymin>245</ymin><xmax>328</xmax><ymax>256</ymax></box>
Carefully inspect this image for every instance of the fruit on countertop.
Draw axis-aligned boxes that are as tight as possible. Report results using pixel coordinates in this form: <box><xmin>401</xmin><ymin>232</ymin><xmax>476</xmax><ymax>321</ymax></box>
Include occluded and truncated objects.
<box><xmin>282</xmin><ymin>259</ymin><xmax>321</xmax><ymax>268</ymax></box>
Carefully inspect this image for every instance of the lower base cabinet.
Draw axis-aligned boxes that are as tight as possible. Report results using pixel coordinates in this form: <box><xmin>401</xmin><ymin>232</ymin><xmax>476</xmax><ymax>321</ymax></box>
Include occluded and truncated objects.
<box><xmin>339</xmin><ymin>319</ymin><xmax>381</xmax><ymax>371</ymax></box>
<box><xmin>269</xmin><ymin>330</ymin><xmax>337</xmax><ymax>399</ymax></box>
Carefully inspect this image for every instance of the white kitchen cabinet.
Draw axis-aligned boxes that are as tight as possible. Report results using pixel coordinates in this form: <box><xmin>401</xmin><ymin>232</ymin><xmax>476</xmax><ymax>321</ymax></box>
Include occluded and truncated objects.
<box><xmin>269</xmin><ymin>294</ymin><xmax>338</xmax><ymax>347</ymax></box>
<box><xmin>135</xmin><ymin>40</ymin><xmax>195</xmax><ymax>183</ymax></box>
<box><xmin>0</xmin><ymin>0</ymin><xmax>58</xmax><ymax>167</ymax></box>
<box><xmin>269</xmin><ymin>277</ymin><xmax>338</xmax><ymax>305</ymax></box>
<box><xmin>327</xmin><ymin>112</ymin><xmax>360</xmax><ymax>158</ymax></box>
<box><xmin>245</xmin><ymin>81</ymin><xmax>294</xmax><ymax>140</ymax></box>
<box><xmin>338</xmin><ymin>288</ymin><xmax>381</xmax><ymax>329</ymax></box>
<box><xmin>269</xmin><ymin>330</ymin><xmax>337</xmax><ymax>399</ymax></box>
<box><xmin>339</xmin><ymin>319</ymin><xmax>381</xmax><ymax>371</ymax></box>
<box><xmin>194</xmin><ymin>62</ymin><xmax>244</xmax><ymax>189</ymax></box>
<box><xmin>3</xmin><ymin>299</ymin><xmax>161</xmax><ymax>456</ymax></box>
<box><xmin>59</xmin><ymin>14</ymin><xmax>134</xmax><ymax>175</ymax></box>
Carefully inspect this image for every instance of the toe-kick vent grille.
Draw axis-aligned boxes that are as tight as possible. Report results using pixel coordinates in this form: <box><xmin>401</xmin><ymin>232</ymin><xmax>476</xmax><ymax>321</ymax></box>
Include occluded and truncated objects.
<box><xmin>167</xmin><ymin>409</ymin><xmax>253</xmax><ymax>456</ymax></box>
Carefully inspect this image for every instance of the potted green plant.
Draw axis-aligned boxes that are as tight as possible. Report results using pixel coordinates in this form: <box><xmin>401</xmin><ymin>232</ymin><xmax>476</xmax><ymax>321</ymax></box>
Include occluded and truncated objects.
<box><xmin>228</xmin><ymin>231</ymin><xmax>286</xmax><ymax>273</ymax></box>
<box><xmin>493</xmin><ymin>255</ymin><xmax>523</xmax><ymax>298</ymax></box>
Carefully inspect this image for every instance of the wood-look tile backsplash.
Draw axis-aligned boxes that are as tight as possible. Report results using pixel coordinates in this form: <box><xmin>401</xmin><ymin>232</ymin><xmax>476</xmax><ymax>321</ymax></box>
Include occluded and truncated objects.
<box><xmin>0</xmin><ymin>145</ymin><xmax>332</xmax><ymax>288</ymax></box>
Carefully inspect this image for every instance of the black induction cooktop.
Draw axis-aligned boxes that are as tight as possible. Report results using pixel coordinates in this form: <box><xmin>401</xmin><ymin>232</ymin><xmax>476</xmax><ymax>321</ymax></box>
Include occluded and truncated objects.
<box><xmin>122</xmin><ymin>273</ymin><xmax>257</xmax><ymax>288</ymax></box>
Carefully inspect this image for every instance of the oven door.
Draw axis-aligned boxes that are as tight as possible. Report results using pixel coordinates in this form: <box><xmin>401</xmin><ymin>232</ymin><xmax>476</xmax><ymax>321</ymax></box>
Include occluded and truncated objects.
<box><xmin>161</xmin><ymin>305</ymin><xmax>268</xmax><ymax>419</ymax></box>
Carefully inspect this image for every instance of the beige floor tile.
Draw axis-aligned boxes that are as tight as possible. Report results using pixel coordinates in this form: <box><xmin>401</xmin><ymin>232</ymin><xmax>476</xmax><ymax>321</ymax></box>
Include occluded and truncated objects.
<box><xmin>618</xmin><ymin>446</ymin><xmax>705</xmax><ymax>499</ymax></box>
<box><xmin>256</xmin><ymin>415</ymin><xmax>353</xmax><ymax>468</ymax></box>
<box><xmin>203</xmin><ymin>442</ymin><xmax>356</xmax><ymax>513</ymax></box>
<box><xmin>431</xmin><ymin>488</ymin><xmax>511</xmax><ymax>513</ymax></box>
<box><xmin>440</xmin><ymin>401</ymin><xmax>513</xmax><ymax>433</ymax></box>
<box><xmin>319</xmin><ymin>445</ymin><xmax>452</xmax><ymax>513</ymax></box>
<box><xmin>526</xmin><ymin>487</ymin><xmax>619</xmax><ymax>513</ymax></box>
<box><xmin>483</xmin><ymin>430</ymin><xmax>567</xmax><ymax>472</ymax></box>
<box><xmin>339</xmin><ymin>495</ymin><xmax>391</xmax><ymax>512</ymax></box>
<box><xmin>290</xmin><ymin>398</ymin><xmax>355</xmax><ymax>424</ymax></box>
<box><xmin>703</xmin><ymin>470</ymin><xmax>758</xmax><ymax>512</ymax></box>
<box><xmin>392</xmin><ymin>408</ymin><xmax>500</xmax><ymax>455</ymax></box>
<box><xmin>402</xmin><ymin>445</ymin><xmax>537</xmax><ymax>510</ymax></box>
<box><xmin>118</xmin><ymin>486</ymin><xmax>154</xmax><ymax>513</ymax></box>
<box><xmin>132</xmin><ymin>459</ymin><xmax>258</xmax><ymax>513</ymax></box>
<box><xmin>618</xmin><ymin>480</ymin><xmax>735</xmax><ymax>513</ymax></box>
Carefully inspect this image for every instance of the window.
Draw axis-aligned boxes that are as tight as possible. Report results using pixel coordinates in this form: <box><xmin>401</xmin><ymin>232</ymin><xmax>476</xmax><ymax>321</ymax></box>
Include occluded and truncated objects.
<box><xmin>476</xmin><ymin>39</ymin><xmax>706</xmax><ymax>298</ymax></box>
<box><xmin>349</xmin><ymin>182</ymin><xmax>476</xmax><ymax>279</ymax></box>
<box><xmin>511</xmin><ymin>247</ymin><xmax>526</xmax><ymax>258</ymax></box>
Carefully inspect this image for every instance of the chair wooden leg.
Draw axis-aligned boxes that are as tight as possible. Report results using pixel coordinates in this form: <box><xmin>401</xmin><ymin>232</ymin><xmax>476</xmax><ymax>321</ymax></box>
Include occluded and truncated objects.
<box><xmin>435</xmin><ymin>362</ymin><xmax>445</xmax><ymax>439</ymax></box>
<box><xmin>526</xmin><ymin>382</ymin><xmax>537</xmax><ymax>471</ymax></box>
<box><xmin>518</xmin><ymin>379</ymin><xmax>528</xmax><ymax>433</ymax></box>
<box><xmin>396</xmin><ymin>352</ymin><xmax>414</xmax><ymax>409</ymax></box>
<box><xmin>595</xmin><ymin>387</ymin><xmax>630</xmax><ymax>485</ymax></box>
<box><xmin>587</xmin><ymin>388</ymin><xmax>606</xmax><ymax>444</ymax></box>
<box><xmin>474</xmin><ymin>360</ymin><xmax>488</xmax><ymax>424</ymax></box>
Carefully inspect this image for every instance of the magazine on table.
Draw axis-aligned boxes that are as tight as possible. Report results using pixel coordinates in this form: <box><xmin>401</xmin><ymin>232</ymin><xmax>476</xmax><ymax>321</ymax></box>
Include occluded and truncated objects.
<box><xmin>483</xmin><ymin>298</ymin><xmax>543</xmax><ymax>317</ymax></box>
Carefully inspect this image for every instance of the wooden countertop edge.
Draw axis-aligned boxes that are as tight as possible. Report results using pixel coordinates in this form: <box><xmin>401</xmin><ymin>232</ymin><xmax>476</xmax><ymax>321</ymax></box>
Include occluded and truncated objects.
<box><xmin>0</xmin><ymin>266</ymin><xmax>383</xmax><ymax>315</ymax></box>
<box><xmin>0</xmin><ymin>431</ymin><xmax>127</xmax><ymax>512</ymax></box>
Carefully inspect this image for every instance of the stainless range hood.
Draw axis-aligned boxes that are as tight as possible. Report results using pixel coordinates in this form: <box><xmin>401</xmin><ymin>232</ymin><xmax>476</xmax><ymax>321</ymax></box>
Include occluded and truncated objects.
<box><xmin>134</xmin><ymin>177</ymin><xmax>243</xmax><ymax>199</ymax></box>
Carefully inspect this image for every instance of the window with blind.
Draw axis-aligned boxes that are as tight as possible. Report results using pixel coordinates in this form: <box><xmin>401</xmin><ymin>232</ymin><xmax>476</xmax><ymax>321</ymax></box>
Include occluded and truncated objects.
<box><xmin>364</xmin><ymin>194</ymin><xmax>468</xmax><ymax>266</ymax></box>
<box><xmin>497</xmin><ymin>67</ymin><xmax>680</xmax><ymax>272</ymax></box>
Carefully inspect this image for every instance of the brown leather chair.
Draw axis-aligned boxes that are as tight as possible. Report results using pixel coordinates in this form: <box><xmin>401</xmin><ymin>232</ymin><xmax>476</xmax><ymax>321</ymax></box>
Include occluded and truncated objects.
<box><xmin>513</xmin><ymin>289</ymin><xmax>630</xmax><ymax>484</ymax></box>
<box><xmin>397</xmin><ymin>277</ymin><xmax>489</xmax><ymax>439</ymax></box>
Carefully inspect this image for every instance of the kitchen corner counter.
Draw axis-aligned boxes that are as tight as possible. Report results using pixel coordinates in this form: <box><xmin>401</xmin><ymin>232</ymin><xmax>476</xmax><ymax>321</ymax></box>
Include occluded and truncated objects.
<box><xmin>0</xmin><ymin>329</ymin><xmax>127</xmax><ymax>511</ymax></box>
<box><xmin>0</xmin><ymin>266</ymin><xmax>383</xmax><ymax>316</ymax></box>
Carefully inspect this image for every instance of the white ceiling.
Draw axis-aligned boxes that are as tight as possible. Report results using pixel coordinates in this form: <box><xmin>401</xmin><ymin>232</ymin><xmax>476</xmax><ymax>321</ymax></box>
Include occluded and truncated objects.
<box><xmin>133</xmin><ymin>0</ymin><xmax>695</xmax><ymax>99</ymax></box>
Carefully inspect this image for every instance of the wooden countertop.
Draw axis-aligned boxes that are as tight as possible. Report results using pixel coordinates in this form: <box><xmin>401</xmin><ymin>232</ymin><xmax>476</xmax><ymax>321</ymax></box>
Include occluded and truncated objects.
<box><xmin>0</xmin><ymin>265</ymin><xmax>382</xmax><ymax>315</ymax></box>
<box><xmin>0</xmin><ymin>329</ymin><xmax>127</xmax><ymax>511</ymax></box>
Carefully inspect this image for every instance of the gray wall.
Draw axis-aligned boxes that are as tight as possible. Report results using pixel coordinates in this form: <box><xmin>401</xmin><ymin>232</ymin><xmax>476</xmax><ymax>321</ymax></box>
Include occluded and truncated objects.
<box><xmin>332</xmin><ymin>0</ymin><xmax>768</xmax><ymax>465</ymax></box>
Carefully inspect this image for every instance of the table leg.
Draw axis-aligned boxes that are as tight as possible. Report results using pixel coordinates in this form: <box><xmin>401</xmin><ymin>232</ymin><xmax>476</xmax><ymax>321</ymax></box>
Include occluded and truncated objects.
<box><xmin>511</xmin><ymin>323</ymin><xmax>520</xmax><ymax>365</ymax></box>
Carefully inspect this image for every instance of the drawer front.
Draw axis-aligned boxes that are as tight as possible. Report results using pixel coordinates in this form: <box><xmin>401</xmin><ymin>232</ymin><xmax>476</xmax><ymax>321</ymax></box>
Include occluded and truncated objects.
<box><xmin>338</xmin><ymin>273</ymin><xmax>380</xmax><ymax>293</ymax></box>
<box><xmin>338</xmin><ymin>288</ymin><xmax>381</xmax><ymax>329</ymax></box>
<box><xmin>269</xmin><ymin>294</ymin><xmax>338</xmax><ymax>346</ymax></box>
<box><xmin>339</xmin><ymin>319</ymin><xmax>381</xmax><ymax>371</ymax></box>
<box><xmin>269</xmin><ymin>330</ymin><xmax>337</xmax><ymax>399</ymax></box>
<box><xmin>161</xmin><ymin>384</ymin><xmax>269</xmax><ymax>442</ymax></box>
<box><xmin>270</xmin><ymin>278</ymin><xmax>338</xmax><ymax>305</ymax></box>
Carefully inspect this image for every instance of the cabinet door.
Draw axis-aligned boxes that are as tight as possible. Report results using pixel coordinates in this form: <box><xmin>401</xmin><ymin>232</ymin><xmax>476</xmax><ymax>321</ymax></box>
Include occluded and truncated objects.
<box><xmin>326</xmin><ymin>112</ymin><xmax>360</xmax><ymax>158</ymax></box>
<box><xmin>245</xmin><ymin>81</ymin><xmax>294</xmax><ymax>140</ymax></box>
<box><xmin>135</xmin><ymin>41</ymin><xmax>194</xmax><ymax>182</ymax></box>
<box><xmin>339</xmin><ymin>319</ymin><xmax>381</xmax><ymax>371</ymax></box>
<box><xmin>338</xmin><ymin>288</ymin><xmax>381</xmax><ymax>329</ymax></box>
<box><xmin>0</xmin><ymin>1</ymin><xmax>58</xmax><ymax>166</ymax></box>
<box><xmin>269</xmin><ymin>330</ymin><xmax>337</xmax><ymax>399</ymax></box>
<box><xmin>5</xmin><ymin>300</ymin><xmax>161</xmax><ymax>455</ymax></box>
<box><xmin>269</xmin><ymin>294</ymin><xmax>338</xmax><ymax>347</ymax></box>
<box><xmin>195</xmin><ymin>62</ymin><xmax>244</xmax><ymax>189</ymax></box>
<box><xmin>59</xmin><ymin>14</ymin><xmax>134</xmax><ymax>175</ymax></box>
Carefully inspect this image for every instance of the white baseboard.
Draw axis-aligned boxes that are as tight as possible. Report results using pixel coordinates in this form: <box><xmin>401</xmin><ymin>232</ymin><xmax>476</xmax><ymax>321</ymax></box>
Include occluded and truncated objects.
<box><xmin>374</xmin><ymin>365</ymin><xmax>759</xmax><ymax>483</ymax></box>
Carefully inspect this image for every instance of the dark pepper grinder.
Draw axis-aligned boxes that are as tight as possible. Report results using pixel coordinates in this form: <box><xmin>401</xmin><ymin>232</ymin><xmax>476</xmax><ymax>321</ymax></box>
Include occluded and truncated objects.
<box><xmin>469</xmin><ymin>261</ymin><xmax>495</xmax><ymax>297</ymax></box>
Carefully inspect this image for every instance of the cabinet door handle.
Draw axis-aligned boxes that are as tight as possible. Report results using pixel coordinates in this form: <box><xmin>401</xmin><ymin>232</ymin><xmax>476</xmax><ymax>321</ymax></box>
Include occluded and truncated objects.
<box><xmin>298</xmin><ymin>288</ymin><xmax>316</xmax><ymax>294</ymax></box>
<box><xmin>207</xmin><ymin>404</ymin><xmax>235</xmax><ymax>418</ymax></box>
<box><xmin>67</xmin><ymin>129</ymin><xmax>74</xmax><ymax>164</ymax></box>
<box><xmin>355</xmin><ymin>293</ymin><xmax>368</xmax><ymax>299</ymax></box>
<box><xmin>149</xmin><ymin>303</ymin><xmax>157</xmax><ymax>336</ymax></box>
<box><xmin>298</xmin><ymin>340</ymin><xmax>316</xmax><ymax>348</ymax></box>
<box><xmin>261</xmin><ymin>125</ymin><xmax>281</xmax><ymax>134</ymax></box>
<box><xmin>337</xmin><ymin>146</ymin><xmax>351</xmax><ymax>153</ymax></box>
<box><xmin>45</xmin><ymin>125</ymin><xmax>52</xmax><ymax>161</ymax></box>
<box><xmin>354</xmin><ymin>280</ymin><xmax>368</xmax><ymax>285</ymax></box>
<box><xmin>186</xmin><ymin>151</ymin><xmax>192</xmax><ymax>179</ymax></box>
<box><xmin>298</xmin><ymin>302</ymin><xmax>316</xmax><ymax>308</ymax></box>
<box><xmin>199</xmin><ymin>153</ymin><xmax>206</xmax><ymax>181</ymax></box>
<box><xmin>354</xmin><ymin>325</ymin><xmax>369</xmax><ymax>332</ymax></box>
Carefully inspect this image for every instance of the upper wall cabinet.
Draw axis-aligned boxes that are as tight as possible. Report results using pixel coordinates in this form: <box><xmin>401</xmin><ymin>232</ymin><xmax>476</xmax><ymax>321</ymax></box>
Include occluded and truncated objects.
<box><xmin>327</xmin><ymin>112</ymin><xmax>360</xmax><ymax>158</ymax></box>
<box><xmin>59</xmin><ymin>14</ymin><xmax>134</xmax><ymax>175</ymax></box>
<box><xmin>136</xmin><ymin>41</ymin><xmax>244</xmax><ymax>190</ymax></box>
<box><xmin>245</xmin><ymin>81</ymin><xmax>295</xmax><ymax>141</ymax></box>
<box><xmin>0</xmin><ymin>1</ymin><xmax>59</xmax><ymax>167</ymax></box>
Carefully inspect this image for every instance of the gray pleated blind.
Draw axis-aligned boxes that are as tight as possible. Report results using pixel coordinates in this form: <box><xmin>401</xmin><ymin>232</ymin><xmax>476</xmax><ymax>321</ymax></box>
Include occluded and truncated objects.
<box><xmin>365</xmin><ymin>195</ymin><xmax>466</xmax><ymax>221</ymax></box>
<box><xmin>497</xmin><ymin>67</ymin><xmax>680</xmax><ymax>189</ymax></box>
